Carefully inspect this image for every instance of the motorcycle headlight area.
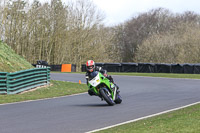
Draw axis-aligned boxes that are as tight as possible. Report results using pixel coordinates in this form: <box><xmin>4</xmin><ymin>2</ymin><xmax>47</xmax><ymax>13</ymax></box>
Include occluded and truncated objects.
<box><xmin>89</xmin><ymin>79</ymin><xmax>100</xmax><ymax>87</ymax></box>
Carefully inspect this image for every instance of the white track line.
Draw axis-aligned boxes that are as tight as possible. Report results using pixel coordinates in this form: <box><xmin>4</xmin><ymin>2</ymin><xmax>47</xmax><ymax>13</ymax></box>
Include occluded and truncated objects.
<box><xmin>86</xmin><ymin>101</ymin><xmax>200</xmax><ymax>133</ymax></box>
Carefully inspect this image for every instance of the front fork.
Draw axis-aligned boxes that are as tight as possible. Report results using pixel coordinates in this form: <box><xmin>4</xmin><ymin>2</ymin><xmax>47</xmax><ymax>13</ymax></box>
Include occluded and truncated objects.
<box><xmin>110</xmin><ymin>83</ymin><xmax>118</xmax><ymax>101</ymax></box>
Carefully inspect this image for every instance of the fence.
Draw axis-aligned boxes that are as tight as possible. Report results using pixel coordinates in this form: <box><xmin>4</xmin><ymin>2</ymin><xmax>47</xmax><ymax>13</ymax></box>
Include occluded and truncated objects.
<box><xmin>0</xmin><ymin>72</ymin><xmax>7</xmax><ymax>94</ymax></box>
<box><xmin>32</xmin><ymin>64</ymin><xmax>76</xmax><ymax>72</ymax></box>
<box><xmin>81</xmin><ymin>63</ymin><xmax>200</xmax><ymax>74</ymax></box>
<box><xmin>0</xmin><ymin>68</ymin><xmax>50</xmax><ymax>94</ymax></box>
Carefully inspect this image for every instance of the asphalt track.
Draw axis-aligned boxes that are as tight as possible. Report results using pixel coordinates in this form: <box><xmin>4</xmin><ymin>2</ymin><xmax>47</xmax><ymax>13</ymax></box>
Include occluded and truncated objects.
<box><xmin>0</xmin><ymin>73</ymin><xmax>200</xmax><ymax>133</ymax></box>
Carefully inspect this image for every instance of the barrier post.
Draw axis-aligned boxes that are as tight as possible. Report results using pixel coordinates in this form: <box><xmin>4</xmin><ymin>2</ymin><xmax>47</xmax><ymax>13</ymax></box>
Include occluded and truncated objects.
<box><xmin>6</xmin><ymin>73</ymin><xmax>9</xmax><ymax>94</ymax></box>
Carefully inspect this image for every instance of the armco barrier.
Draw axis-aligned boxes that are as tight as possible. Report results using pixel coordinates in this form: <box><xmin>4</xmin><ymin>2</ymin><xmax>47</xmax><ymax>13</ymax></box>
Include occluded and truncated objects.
<box><xmin>0</xmin><ymin>68</ymin><xmax>50</xmax><ymax>94</ymax></box>
<box><xmin>0</xmin><ymin>72</ymin><xmax>7</xmax><ymax>94</ymax></box>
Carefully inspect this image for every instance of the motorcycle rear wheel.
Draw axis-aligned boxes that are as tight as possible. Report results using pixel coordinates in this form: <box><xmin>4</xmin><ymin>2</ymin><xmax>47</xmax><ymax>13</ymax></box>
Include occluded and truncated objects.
<box><xmin>114</xmin><ymin>94</ymin><xmax>122</xmax><ymax>104</ymax></box>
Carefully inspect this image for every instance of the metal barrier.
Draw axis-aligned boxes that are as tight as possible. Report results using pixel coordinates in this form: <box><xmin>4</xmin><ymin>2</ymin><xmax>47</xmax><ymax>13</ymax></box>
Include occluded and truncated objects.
<box><xmin>0</xmin><ymin>72</ymin><xmax>7</xmax><ymax>94</ymax></box>
<box><xmin>0</xmin><ymin>68</ymin><xmax>50</xmax><ymax>94</ymax></box>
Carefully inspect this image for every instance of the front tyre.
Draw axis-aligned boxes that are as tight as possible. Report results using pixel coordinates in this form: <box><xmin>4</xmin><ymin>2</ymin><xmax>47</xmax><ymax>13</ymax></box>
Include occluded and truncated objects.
<box><xmin>100</xmin><ymin>88</ymin><xmax>115</xmax><ymax>106</ymax></box>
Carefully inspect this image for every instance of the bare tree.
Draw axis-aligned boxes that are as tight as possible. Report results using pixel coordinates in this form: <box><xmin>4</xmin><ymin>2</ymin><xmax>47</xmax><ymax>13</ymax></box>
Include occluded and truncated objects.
<box><xmin>64</xmin><ymin>0</ymin><xmax>105</xmax><ymax>70</ymax></box>
<box><xmin>135</xmin><ymin>22</ymin><xmax>200</xmax><ymax>63</ymax></box>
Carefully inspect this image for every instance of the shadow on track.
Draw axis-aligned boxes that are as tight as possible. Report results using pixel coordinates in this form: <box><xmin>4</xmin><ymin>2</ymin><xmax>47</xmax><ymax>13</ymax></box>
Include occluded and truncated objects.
<box><xmin>71</xmin><ymin>103</ymin><xmax>110</xmax><ymax>107</ymax></box>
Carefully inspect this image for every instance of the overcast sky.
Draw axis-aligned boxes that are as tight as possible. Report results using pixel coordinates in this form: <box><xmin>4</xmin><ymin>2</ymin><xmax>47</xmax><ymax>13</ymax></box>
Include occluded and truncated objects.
<box><xmin>92</xmin><ymin>0</ymin><xmax>200</xmax><ymax>26</ymax></box>
<box><xmin>32</xmin><ymin>0</ymin><xmax>200</xmax><ymax>26</ymax></box>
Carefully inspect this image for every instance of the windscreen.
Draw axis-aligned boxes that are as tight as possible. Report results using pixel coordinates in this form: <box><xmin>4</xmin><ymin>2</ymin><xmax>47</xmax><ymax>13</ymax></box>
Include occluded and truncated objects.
<box><xmin>88</xmin><ymin>71</ymin><xmax>98</xmax><ymax>80</ymax></box>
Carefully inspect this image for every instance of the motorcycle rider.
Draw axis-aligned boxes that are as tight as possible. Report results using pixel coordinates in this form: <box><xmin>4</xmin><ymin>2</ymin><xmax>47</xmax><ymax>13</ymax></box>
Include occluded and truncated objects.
<box><xmin>85</xmin><ymin>60</ymin><xmax>118</xmax><ymax>96</ymax></box>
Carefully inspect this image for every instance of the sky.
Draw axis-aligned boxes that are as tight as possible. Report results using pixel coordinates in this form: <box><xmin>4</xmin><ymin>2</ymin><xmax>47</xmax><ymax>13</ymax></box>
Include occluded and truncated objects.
<box><xmin>92</xmin><ymin>0</ymin><xmax>200</xmax><ymax>26</ymax></box>
<box><xmin>31</xmin><ymin>0</ymin><xmax>200</xmax><ymax>26</ymax></box>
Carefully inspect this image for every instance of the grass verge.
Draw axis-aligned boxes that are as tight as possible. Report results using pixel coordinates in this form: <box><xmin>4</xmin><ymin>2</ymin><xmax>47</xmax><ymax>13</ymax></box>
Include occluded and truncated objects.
<box><xmin>0</xmin><ymin>80</ymin><xmax>88</xmax><ymax>104</ymax></box>
<box><xmin>96</xmin><ymin>103</ymin><xmax>200</xmax><ymax>133</ymax></box>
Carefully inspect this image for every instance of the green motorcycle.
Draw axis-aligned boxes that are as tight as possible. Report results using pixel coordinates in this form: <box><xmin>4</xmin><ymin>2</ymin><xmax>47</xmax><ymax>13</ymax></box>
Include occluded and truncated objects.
<box><xmin>87</xmin><ymin>71</ymin><xmax>122</xmax><ymax>106</ymax></box>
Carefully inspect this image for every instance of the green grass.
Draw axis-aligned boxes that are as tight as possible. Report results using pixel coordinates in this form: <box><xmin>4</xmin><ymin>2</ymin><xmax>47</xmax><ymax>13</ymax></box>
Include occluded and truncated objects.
<box><xmin>0</xmin><ymin>80</ymin><xmax>88</xmax><ymax>104</ymax></box>
<box><xmin>0</xmin><ymin>41</ymin><xmax>33</xmax><ymax>72</ymax></box>
<box><xmin>97</xmin><ymin>103</ymin><xmax>200</xmax><ymax>133</ymax></box>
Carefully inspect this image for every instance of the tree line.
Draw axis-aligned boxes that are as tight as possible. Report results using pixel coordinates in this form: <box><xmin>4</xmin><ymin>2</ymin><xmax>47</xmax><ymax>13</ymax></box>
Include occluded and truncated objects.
<box><xmin>1</xmin><ymin>0</ymin><xmax>200</xmax><ymax>71</ymax></box>
<box><xmin>0</xmin><ymin>0</ymin><xmax>112</xmax><ymax>70</ymax></box>
<box><xmin>112</xmin><ymin>8</ymin><xmax>200</xmax><ymax>63</ymax></box>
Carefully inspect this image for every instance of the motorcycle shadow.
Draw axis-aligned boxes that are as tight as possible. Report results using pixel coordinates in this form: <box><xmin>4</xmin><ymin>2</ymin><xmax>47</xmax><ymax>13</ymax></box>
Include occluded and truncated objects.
<box><xmin>72</xmin><ymin>103</ymin><xmax>110</xmax><ymax>107</ymax></box>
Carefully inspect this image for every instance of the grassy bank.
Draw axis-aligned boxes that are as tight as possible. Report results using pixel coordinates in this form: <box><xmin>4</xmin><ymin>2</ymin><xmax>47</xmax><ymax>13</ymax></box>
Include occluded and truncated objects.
<box><xmin>97</xmin><ymin>103</ymin><xmax>200</xmax><ymax>133</ymax></box>
<box><xmin>0</xmin><ymin>42</ymin><xmax>33</xmax><ymax>72</ymax></box>
<box><xmin>0</xmin><ymin>80</ymin><xmax>88</xmax><ymax>104</ymax></box>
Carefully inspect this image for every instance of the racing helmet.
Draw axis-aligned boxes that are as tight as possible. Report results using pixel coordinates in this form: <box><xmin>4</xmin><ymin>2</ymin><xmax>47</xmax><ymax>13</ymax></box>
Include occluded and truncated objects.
<box><xmin>86</xmin><ymin>60</ymin><xmax>95</xmax><ymax>72</ymax></box>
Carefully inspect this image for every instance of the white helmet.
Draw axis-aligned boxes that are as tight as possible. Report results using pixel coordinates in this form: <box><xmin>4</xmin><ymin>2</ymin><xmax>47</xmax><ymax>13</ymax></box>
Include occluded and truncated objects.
<box><xmin>86</xmin><ymin>60</ymin><xmax>95</xmax><ymax>72</ymax></box>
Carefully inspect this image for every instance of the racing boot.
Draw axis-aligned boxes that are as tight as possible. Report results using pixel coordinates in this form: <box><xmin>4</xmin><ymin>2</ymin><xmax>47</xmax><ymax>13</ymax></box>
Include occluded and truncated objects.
<box><xmin>114</xmin><ymin>83</ymin><xmax>119</xmax><ymax>90</ymax></box>
<box><xmin>111</xmin><ymin>83</ymin><xmax>120</xmax><ymax>94</ymax></box>
<box><xmin>88</xmin><ymin>90</ymin><xmax>95</xmax><ymax>96</ymax></box>
<box><xmin>110</xmin><ymin>83</ymin><xmax>115</xmax><ymax>91</ymax></box>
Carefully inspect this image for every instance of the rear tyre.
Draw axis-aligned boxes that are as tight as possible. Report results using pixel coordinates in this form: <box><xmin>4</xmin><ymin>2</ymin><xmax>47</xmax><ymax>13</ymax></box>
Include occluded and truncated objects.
<box><xmin>114</xmin><ymin>94</ymin><xmax>122</xmax><ymax>104</ymax></box>
<box><xmin>99</xmin><ymin>88</ymin><xmax>114</xmax><ymax>106</ymax></box>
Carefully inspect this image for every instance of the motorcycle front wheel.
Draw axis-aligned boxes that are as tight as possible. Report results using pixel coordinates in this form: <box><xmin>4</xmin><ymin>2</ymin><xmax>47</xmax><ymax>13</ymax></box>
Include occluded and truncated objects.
<box><xmin>100</xmin><ymin>88</ymin><xmax>115</xmax><ymax>106</ymax></box>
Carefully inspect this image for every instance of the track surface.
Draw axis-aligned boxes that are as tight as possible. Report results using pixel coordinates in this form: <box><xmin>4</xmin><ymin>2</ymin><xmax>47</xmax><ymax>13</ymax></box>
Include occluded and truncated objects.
<box><xmin>0</xmin><ymin>73</ymin><xmax>200</xmax><ymax>133</ymax></box>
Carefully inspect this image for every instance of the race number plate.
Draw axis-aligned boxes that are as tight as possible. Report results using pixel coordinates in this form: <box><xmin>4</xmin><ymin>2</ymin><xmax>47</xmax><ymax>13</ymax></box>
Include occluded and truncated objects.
<box><xmin>89</xmin><ymin>73</ymin><xmax>101</xmax><ymax>87</ymax></box>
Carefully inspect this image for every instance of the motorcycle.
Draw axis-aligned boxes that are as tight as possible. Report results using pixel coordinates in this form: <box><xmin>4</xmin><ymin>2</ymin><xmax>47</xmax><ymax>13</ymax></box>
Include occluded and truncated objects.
<box><xmin>87</xmin><ymin>71</ymin><xmax>122</xmax><ymax>106</ymax></box>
